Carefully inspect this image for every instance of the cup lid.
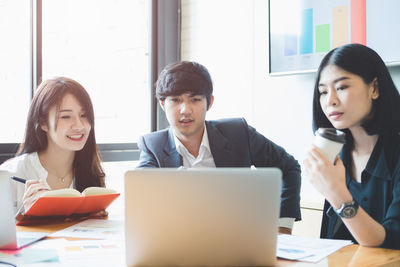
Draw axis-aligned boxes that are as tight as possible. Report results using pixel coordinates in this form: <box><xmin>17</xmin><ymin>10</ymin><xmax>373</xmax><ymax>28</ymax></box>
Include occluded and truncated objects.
<box><xmin>315</xmin><ymin>128</ymin><xmax>346</xmax><ymax>144</ymax></box>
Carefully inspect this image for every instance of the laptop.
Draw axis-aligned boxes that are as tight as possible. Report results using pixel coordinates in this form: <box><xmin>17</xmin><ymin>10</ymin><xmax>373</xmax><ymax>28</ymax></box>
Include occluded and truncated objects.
<box><xmin>125</xmin><ymin>168</ymin><xmax>282</xmax><ymax>266</ymax></box>
<box><xmin>0</xmin><ymin>170</ymin><xmax>48</xmax><ymax>250</ymax></box>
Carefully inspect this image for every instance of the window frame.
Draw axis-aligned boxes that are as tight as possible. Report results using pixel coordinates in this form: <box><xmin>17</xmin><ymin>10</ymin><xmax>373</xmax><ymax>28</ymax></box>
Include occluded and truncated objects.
<box><xmin>0</xmin><ymin>0</ymin><xmax>180</xmax><ymax>163</ymax></box>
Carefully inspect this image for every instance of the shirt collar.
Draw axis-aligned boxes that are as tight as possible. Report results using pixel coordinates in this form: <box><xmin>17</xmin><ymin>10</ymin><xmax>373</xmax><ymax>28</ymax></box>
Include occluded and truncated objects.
<box><xmin>341</xmin><ymin>136</ymin><xmax>391</xmax><ymax>181</ymax></box>
<box><xmin>364</xmin><ymin>136</ymin><xmax>391</xmax><ymax>180</ymax></box>
<box><xmin>173</xmin><ymin>123</ymin><xmax>212</xmax><ymax>157</ymax></box>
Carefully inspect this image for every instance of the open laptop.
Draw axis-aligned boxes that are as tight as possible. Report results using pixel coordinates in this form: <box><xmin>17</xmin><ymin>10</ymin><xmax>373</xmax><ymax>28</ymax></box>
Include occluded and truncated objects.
<box><xmin>0</xmin><ymin>170</ymin><xmax>48</xmax><ymax>250</ymax></box>
<box><xmin>125</xmin><ymin>168</ymin><xmax>282</xmax><ymax>266</ymax></box>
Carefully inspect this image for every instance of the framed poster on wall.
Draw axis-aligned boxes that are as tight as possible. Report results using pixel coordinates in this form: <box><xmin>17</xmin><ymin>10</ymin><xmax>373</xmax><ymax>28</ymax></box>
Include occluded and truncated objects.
<box><xmin>269</xmin><ymin>0</ymin><xmax>400</xmax><ymax>75</ymax></box>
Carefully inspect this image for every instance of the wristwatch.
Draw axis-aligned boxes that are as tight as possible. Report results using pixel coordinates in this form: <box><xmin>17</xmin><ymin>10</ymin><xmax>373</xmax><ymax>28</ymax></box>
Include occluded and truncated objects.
<box><xmin>335</xmin><ymin>200</ymin><xmax>359</xmax><ymax>219</ymax></box>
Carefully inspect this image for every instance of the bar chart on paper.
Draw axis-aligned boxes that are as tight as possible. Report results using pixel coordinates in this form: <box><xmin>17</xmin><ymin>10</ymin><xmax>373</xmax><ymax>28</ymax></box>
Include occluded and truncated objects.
<box><xmin>270</xmin><ymin>0</ymin><xmax>400</xmax><ymax>74</ymax></box>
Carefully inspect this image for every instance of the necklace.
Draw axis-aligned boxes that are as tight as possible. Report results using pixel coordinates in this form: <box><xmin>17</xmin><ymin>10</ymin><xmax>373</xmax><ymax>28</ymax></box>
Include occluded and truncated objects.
<box><xmin>49</xmin><ymin>169</ymin><xmax>71</xmax><ymax>183</ymax></box>
<box><xmin>57</xmin><ymin>171</ymin><xmax>70</xmax><ymax>183</ymax></box>
<box><xmin>42</xmin><ymin>163</ymin><xmax>72</xmax><ymax>183</ymax></box>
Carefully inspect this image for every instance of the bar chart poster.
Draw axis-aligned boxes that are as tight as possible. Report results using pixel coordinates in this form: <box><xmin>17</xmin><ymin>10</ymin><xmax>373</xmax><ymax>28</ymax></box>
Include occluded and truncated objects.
<box><xmin>269</xmin><ymin>0</ymin><xmax>400</xmax><ymax>75</ymax></box>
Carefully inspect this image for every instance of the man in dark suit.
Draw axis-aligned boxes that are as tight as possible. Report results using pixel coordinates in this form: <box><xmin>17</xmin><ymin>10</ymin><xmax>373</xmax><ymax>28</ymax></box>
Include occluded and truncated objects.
<box><xmin>137</xmin><ymin>61</ymin><xmax>301</xmax><ymax>234</ymax></box>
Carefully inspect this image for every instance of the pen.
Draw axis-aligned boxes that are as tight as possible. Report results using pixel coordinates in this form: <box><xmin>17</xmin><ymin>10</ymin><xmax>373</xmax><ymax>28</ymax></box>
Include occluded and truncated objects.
<box><xmin>11</xmin><ymin>176</ymin><xmax>27</xmax><ymax>184</ymax></box>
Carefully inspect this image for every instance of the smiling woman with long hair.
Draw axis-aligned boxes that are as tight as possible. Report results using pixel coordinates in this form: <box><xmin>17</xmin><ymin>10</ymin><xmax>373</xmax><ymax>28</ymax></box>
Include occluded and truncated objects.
<box><xmin>0</xmin><ymin>77</ymin><xmax>105</xmax><ymax>212</ymax></box>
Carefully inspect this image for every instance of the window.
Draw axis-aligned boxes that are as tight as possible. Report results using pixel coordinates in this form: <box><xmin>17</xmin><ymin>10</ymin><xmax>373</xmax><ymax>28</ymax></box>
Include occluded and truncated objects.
<box><xmin>42</xmin><ymin>0</ymin><xmax>150</xmax><ymax>143</ymax></box>
<box><xmin>1</xmin><ymin>0</ymin><xmax>153</xmax><ymax>163</ymax></box>
<box><xmin>0</xmin><ymin>1</ymin><xmax>31</xmax><ymax>143</ymax></box>
<box><xmin>0</xmin><ymin>1</ymin><xmax>183</xmax><ymax>163</ymax></box>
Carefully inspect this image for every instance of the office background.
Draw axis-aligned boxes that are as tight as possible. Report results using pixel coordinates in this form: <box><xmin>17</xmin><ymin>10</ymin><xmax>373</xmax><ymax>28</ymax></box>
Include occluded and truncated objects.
<box><xmin>1</xmin><ymin>0</ymin><xmax>400</xmax><ymax>237</ymax></box>
<box><xmin>181</xmin><ymin>0</ymin><xmax>400</xmax><ymax>236</ymax></box>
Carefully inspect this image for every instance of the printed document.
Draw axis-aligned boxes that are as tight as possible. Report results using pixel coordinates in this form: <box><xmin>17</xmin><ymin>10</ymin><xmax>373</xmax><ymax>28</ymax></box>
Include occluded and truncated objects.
<box><xmin>50</xmin><ymin>219</ymin><xmax>124</xmax><ymax>240</ymax></box>
<box><xmin>277</xmin><ymin>234</ymin><xmax>353</xmax><ymax>263</ymax></box>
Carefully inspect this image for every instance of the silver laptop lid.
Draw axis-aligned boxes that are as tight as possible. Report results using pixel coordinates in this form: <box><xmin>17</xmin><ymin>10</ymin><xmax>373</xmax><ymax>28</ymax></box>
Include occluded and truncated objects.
<box><xmin>0</xmin><ymin>170</ymin><xmax>18</xmax><ymax>249</ymax></box>
<box><xmin>125</xmin><ymin>168</ymin><xmax>282</xmax><ymax>267</ymax></box>
<box><xmin>0</xmin><ymin>170</ymin><xmax>48</xmax><ymax>250</ymax></box>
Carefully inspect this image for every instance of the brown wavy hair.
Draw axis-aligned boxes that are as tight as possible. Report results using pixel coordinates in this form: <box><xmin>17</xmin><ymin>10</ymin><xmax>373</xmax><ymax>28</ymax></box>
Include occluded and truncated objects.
<box><xmin>18</xmin><ymin>77</ymin><xmax>105</xmax><ymax>191</ymax></box>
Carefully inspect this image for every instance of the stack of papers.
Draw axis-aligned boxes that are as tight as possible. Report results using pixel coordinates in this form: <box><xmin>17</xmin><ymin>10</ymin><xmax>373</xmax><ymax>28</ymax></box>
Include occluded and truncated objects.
<box><xmin>0</xmin><ymin>238</ymin><xmax>126</xmax><ymax>267</ymax></box>
<box><xmin>50</xmin><ymin>219</ymin><xmax>124</xmax><ymax>240</ymax></box>
<box><xmin>277</xmin><ymin>234</ymin><xmax>353</xmax><ymax>263</ymax></box>
<box><xmin>0</xmin><ymin>219</ymin><xmax>126</xmax><ymax>266</ymax></box>
<box><xmin>41</xmin><ymin>238</ymin><xmax>125</xmax><ymax>267</ymax></box>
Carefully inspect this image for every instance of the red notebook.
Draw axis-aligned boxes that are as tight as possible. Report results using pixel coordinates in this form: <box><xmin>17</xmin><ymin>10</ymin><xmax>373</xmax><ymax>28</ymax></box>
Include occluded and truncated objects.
<box><xmin>16</xmin><ymin>187</ymin><xmax>120</xmax><ymax>225</ymax></box>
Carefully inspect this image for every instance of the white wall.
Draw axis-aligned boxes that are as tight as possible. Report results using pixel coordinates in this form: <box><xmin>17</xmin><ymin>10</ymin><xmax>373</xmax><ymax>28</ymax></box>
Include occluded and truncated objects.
<box><xmin>181</xmin><ymin>0</ymin><xmax>400</xmax><ymax>224</ymax></box>
<box><xmin>182</xmin><ymin>0</ymin><xmax>324</xmax><ymax>209</ymax></box>
<box><xmin>251</xmin><ymin>0</ymin><xmax>400</xmax><ymax>209</ymax></box>
<box><xmin>252</xmin><ymin>0</ymin><xmax>323</xmax><ymax>208</ymax></box>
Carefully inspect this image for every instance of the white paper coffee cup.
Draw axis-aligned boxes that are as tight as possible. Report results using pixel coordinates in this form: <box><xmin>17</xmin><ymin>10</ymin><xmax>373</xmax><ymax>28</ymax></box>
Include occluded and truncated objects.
<box><xmin>313</xmin><ymin>128</ymin><xmax>346</xmax><ymax>163</ymax></box>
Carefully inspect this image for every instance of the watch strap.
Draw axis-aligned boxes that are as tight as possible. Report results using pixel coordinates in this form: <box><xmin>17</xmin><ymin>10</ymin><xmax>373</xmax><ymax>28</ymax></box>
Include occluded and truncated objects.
<box><xmin>335</xmin><ymin>199</ymin><xmax>359</xmax><ymax>219</ymax></box>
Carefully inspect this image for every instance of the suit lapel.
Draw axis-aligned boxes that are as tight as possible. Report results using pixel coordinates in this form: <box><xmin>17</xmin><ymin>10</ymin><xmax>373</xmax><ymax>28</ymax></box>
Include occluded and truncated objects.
<box><xmin>161</xmin><ymin>128</ymin><xmax>182</xmax><ymax>167</ymax></box>
<box><xmin>206</xmin><ymin>121</ymin><xmax>233</xmax><ymax>167</ymax></box>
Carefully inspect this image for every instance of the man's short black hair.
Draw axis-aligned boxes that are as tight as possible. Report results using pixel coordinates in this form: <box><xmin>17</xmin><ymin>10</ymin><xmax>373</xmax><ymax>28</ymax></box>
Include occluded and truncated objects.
<box><xmin>155</xmin><ymin>61</ymin><xmax>213</xmax><ymax>107</ymax></box>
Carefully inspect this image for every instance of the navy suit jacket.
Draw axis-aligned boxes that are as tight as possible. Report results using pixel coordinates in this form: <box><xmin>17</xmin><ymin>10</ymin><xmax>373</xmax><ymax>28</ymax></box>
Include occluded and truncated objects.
<box><xmin>137</xmin><ymin>118</ymin><xmax>301</xmax><ymax>220</ymax></box>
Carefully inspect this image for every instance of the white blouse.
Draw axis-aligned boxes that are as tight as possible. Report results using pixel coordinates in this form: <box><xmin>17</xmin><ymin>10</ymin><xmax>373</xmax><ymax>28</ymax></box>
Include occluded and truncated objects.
<box><xmin>0</xmin><ymin>152</ymin><xmax>74</xmax><ymax>213</ymax></box>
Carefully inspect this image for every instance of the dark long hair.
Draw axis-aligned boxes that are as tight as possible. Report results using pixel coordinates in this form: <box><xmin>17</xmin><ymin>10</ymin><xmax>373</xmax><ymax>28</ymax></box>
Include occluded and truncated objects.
<box><xmin>312</xmin><ymin>44</ymin><xmax>400</xmax><ymax>137</ymax></box>
<box><xmin>18</xmin><ymin>77</ymin><xmax>105</xmax><ymax>191</ymax></box>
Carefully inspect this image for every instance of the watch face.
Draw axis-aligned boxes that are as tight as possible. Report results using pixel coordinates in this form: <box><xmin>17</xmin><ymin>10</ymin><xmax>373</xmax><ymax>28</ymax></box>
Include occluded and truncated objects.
<box><xmin>342</xmin><ymin>206</ymin><xmax>356</xmax><ymax>218</ymax></box>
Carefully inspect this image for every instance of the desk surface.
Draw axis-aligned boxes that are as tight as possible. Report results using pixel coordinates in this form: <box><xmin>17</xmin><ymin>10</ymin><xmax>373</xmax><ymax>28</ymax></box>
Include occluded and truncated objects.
<box><xmin>16</xmin><ymin>165</ymin><xmax>400</xmax><ymax>266</ymax></box>
<box><xmin>17</xmin><ymin>221</ymin><xmax>400</xmax><ymax>267</ymax></box>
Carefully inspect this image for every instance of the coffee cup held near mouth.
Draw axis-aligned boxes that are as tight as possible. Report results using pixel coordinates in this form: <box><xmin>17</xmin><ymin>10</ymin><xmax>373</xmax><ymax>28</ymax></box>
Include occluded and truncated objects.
<box><xmin>313</xmin><ymin>128</ymin><xmax>346</xmax><ymax>164</ymax></box>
